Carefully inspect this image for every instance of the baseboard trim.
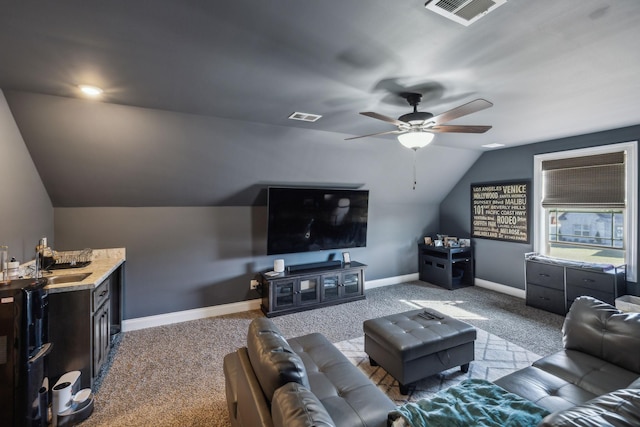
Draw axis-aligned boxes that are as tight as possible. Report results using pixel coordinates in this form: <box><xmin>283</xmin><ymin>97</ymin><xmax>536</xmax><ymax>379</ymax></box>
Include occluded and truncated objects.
<box><xmin>365</xmin><ymin>273</ymin><xmax>419</xmax><ymax>289</ymax></box>
<box><xmin>474</xmin><ymin>278</ymin><xmax>525</xmax><ymax>299</ymax></box>
<box><xmin>122</xmin><ymin>274</ymin><xmax>522</xmax><ymax>332</ymax></box>
<box><xmin>122</xmin><ymin>299</ymin><xmax>261</xmax><ymax>332</ymax></box>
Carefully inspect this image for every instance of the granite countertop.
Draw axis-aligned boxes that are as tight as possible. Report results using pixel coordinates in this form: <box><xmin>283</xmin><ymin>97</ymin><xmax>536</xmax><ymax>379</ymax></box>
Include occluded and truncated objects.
<box><xmin>42</xmin><ymin>248</ymin><xmax>126</xmax><ymax>294</ymax></box>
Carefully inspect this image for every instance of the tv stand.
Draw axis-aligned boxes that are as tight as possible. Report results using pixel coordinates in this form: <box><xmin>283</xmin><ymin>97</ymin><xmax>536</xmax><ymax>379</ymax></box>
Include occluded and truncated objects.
<box><xmin>260</xmin><ymin>261</ymin><xmax>366</xmax><ymax>317</ymax></box>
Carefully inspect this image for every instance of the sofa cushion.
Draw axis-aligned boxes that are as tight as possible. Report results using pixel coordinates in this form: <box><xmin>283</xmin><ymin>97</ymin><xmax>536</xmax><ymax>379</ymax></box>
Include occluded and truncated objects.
<box><xmin>271</xmin><ymin>382</ymin><xmax>336</xmax><ymax>427</ymax></box>
<box><xmin>563</xmin><ymin>296</ymin><xmax>640</xmax><ymax>374</ymax></box>
<box><xmin>533</xmin><ymin>350</ymin><xmax>638</xmax><ymax>396</ymax></box>
<box><xmin>494</xmin><ymin>366</ymin><xmax>597</xmax><ymax>413</ymax></box>
<box><xmin>539</xmin><ymin>388</ymin><xmax>640</xmax><ymax>427</ymax></box>
<box><xmin>247</xmin><ymin>318</ymin><xmax>309</xmax><ymax>401</ymax></box>
<box><xmin>288</xmin><ymin>332</ymin><xmax>396</xmax><ymax>427</ymax></box>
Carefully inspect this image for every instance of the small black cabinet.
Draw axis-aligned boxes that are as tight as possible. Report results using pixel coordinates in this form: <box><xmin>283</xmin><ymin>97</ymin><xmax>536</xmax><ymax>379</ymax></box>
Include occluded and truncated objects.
<box><xmin>261</xmin><ymin>262</ymin><xmax>366</xmax><ymax>317</ymax></box>
<box><xmin>418</xmin><ymin>244</ymin><xmax>474</xmax><ymax>290</ymax></box>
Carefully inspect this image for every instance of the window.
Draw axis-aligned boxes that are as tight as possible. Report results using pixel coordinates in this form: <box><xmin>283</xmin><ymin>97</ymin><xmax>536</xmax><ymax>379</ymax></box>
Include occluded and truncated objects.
<box><xmin>546</xmin><ymin>208</ymin><xmax>624</xmax><ymax>264</ymax></box>
<box><xmin>533</xmin><ymin>141</ymin><xmax>638</xmax><ymax>281</ymax></box>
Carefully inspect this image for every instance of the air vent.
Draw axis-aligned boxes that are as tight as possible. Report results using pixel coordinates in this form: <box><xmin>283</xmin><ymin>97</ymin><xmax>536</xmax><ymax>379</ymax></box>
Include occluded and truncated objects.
<box><xmin>288</xmin><ymin>112</ymin><xmax>322</xmax><ymax>122</ymax></box>
<box><xmin>425</xmin><ymin>0</ymin><xmax>508</xmax><ymax>26</ymax></box>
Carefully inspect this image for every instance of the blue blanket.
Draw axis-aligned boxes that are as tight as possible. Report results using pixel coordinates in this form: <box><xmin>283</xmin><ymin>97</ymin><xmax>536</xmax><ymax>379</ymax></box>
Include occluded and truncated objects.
<box><xmin>389</xmin><ymin>379</ymin><xmax>549</xmax><ymax>427</ymax></box>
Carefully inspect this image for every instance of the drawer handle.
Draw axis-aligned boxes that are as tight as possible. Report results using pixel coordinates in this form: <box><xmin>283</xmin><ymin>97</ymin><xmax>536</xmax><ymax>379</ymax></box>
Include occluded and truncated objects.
<box><xmin>99</xmin><ymin>290</ymin><xmax>108</xmax><ymax>297</ymax></box>
<box><xmin>538</xmin><ymin>273</ymin><xmax>550</xmax><ymax>278</ymax></box>
<box><xmin>582</xmin><ymin>279</ymin><xmax>595</xmax><ymax>283</ymax></box>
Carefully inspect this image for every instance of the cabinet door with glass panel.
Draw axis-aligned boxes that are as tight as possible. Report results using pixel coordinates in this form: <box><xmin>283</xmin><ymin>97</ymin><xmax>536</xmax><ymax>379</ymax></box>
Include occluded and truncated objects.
<box><xmin>321</xmin><ymin>269</ymin><xmax>363</xmax><ymax>301</ymax></box>
<box><xmin>270</xmin><ymin>278</ymin><xmax>297</xmax><ymax>311</ymax></box>
<box><xmin>342</xmin><ymin>269</ymin><xmax>363</xmax><ymax>297</ymax></box>
<box><xmin>270</xmin><ymin>276</ymin><xmax>321</xmax><ymax>311</ymax></box>
<box><xmin>321</xmin><ymin>273</ymin><xmax>341</xmax><ymax>301</ymax></box>
<box><xmin>297</xmin><ymin>276</ymin><xmax>321</xmax><ymax>306</ymax></box>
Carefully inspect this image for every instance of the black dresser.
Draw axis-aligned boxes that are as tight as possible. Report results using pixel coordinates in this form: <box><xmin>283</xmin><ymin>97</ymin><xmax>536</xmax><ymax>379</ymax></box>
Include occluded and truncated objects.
<box><xmin>525</xmin><ymin>253</ymin><xmax>626</xmax><ymax>315</ymax></box>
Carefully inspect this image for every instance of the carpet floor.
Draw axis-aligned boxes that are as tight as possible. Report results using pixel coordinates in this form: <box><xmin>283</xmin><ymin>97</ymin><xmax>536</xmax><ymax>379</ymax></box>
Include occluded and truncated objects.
<box><xmin>80</xmin><ymin>281</ymin><xmax>565</xmax><ymax>427</ymax></box>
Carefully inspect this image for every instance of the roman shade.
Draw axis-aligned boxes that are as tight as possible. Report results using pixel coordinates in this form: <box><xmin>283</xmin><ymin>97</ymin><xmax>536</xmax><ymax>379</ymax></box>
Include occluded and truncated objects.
<box><xmin>541</xmin><ymin>152</ymin><xmax>625</xmax><ymax>208</ymax></box>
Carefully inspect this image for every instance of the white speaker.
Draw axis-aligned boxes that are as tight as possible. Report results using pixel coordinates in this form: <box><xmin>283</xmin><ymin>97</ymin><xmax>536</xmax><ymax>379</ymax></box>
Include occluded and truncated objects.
<box><xmin>274</xmin><ymin>259</ymin><xmax>285</xmax><ymax>273</ymax></box>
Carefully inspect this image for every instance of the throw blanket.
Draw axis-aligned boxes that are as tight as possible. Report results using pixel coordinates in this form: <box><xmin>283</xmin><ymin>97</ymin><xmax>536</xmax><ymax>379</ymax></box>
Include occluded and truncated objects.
<box><xmin>389</xmin><ymin>379</ymin><xmax>549</xmax><ymax>427</ymax></box>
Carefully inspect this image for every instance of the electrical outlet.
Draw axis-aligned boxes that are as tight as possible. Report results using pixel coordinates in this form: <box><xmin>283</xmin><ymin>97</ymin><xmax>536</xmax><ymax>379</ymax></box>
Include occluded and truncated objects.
<box><xmin>250</xmin><ymin>279</ymin><xmax>259</xmax><ymax>290</ymax></box>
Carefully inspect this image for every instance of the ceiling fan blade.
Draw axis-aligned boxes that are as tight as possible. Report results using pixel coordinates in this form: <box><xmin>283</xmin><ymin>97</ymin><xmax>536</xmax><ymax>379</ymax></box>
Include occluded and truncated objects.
<box><xmin>360</xmin><ymin>111</ymin><xmax>408</xmax><ymax>127</ymax></box>
<box><xmin>430</xmin><ymin>125</ymin><xmax>492</xmax><ymax>133</ymax></box>
<box><xmin>345</xmin><ymin>129</ymin><xmax>403</xmax><ymax>140</ymax></box>
<box><xmin>429</xmin><ymin>99</ymin><xmax>493</xmax><ymax>126</ymax></box>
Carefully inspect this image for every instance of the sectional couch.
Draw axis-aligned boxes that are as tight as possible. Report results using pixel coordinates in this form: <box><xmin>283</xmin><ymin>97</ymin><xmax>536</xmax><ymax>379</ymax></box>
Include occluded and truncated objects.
<box><xmin>223</xmin><ymin>317</ymin><xmax>395</xmax><ymax>427</ymax></box>
<box><xmin>496</xmin><ymin>296</ymin><xmax>640</xmax><ymax>426</ymax></box>
<box><xmin>224</xmin><ymin>296</ymin><xmax>640</xmax><ymax>427</ymax></box>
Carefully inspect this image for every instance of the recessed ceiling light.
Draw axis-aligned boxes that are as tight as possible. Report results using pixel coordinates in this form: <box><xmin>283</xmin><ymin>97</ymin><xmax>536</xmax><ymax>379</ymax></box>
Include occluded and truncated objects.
<box><xmin>78</xmin><ymin>85</ymin><xmax>103</xmax><ymax>97</ymax></box>
<box><xmin>482</xmin><ymin>143</ymin><xmax>505</xmax><ymax>149</ymax></box>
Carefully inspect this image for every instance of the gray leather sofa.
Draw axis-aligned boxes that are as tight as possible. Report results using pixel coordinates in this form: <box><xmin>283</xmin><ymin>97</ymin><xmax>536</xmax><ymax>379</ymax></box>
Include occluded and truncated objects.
<box><xmin>223</xmin><ymin>317</ymin><xmax>396</xmax><ymax>427</ymax></box>
<box><xmin>495</xmin><ymin>296</ymin><xmax>640</xmax><ymax>426</ymax></box>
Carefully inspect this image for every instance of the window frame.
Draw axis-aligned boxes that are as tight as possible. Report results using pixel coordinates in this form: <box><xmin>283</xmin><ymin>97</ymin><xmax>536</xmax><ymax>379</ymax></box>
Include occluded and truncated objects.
<box><xmin>533</xmin><ymin>141</ymin><xmax>638</xmax><ymax>282</ymax></box>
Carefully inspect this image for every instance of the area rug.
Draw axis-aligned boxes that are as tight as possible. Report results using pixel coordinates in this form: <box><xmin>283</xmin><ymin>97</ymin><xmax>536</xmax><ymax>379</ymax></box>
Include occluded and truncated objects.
<box><xmin>334</xmin><ymin>327</ymin><xmax>540</xmax><ymax>405</ymax></box>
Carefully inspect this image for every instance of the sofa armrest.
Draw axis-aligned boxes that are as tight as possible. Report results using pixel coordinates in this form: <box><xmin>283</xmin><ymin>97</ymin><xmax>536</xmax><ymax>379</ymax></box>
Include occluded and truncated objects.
<box><xmin>236</xmin><ymin>347</ymin><xmax>274</xmax><ymax>427</ymax></box>
<box><xmin>223</xmin><ymin>352</ymin><xmax>240</xmax><ymax>426</ymax></box>
<box><xmin>539</xmin><ymin>388</ymin><xmax>640</xmax><ymax>427</ymax></box>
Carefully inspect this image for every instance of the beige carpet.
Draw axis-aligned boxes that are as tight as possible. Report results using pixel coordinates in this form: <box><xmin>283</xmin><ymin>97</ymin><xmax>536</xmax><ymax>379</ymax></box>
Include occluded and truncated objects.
<box><xmin>78</xmin><ymin>282</ymin><xmax>564</xmax><ymax>426</ymax></box>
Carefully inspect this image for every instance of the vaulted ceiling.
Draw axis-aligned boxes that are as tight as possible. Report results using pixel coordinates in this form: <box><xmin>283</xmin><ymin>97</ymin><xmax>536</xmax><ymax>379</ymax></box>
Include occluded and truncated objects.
<box><xmin>1</xmin><ymin>1</ymin><xmax>640</xmax><ymax>206</ymax></box>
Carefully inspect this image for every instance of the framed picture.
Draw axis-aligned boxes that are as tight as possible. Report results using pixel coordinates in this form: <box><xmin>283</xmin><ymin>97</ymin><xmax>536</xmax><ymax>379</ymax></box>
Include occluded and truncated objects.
<box><xmin>471</xmin><ymin>180</ymin><xmax>530</xmax><ymax>243</ymax></box>
<box><xmin>424</xmin><ymin>237</ymin><xmax>432</xmax><ymax>245</ymax></box>
<box><xmin>342</xmin><ymin>252</ymin><xmax>351</xmax><ymax>264</ymax></box>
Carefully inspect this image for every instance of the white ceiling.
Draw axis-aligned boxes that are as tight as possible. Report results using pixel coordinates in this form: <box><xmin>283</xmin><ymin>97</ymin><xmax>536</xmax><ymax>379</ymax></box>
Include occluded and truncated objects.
<box><xmin>1</xmin><ymin>0</ymin><xmax>639</xmax><ymax>151</ymax></box>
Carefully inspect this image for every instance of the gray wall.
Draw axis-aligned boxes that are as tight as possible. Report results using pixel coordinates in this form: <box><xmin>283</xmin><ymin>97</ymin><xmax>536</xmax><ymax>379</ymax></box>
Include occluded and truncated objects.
<box><xmin>440</xmin><ymin>124</ymin><xmax>640</xmax><ymax>294</ymax></box>
<box><xmin>0</xmin><ymin>91</ymin><xmax>53</xmax><ymax>262</ymax></box>
<box><xmin>55</xmin><ymin>202</ymin><xmax>437</xmax><ymax>319</ymax></box>
<box><xmin>5</xmin><ymin>91</ymin><xmax>462</xmax><ymax>320</ymax></box>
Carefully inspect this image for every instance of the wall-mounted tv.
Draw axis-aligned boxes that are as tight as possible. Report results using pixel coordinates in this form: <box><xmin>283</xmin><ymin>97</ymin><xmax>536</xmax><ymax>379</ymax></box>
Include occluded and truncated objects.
<box><xmin>267</xmin><ymin>187</ymin><xmax>369</xmax><ymax>255</ymax></box>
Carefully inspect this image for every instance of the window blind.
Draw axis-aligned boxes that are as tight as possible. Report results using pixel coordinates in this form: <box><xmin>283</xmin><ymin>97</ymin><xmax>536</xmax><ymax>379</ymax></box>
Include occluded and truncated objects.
<box><xmin>541</xmin><ymin>151</ymin><xmax>625</xmax><ymax>208</ymax></box>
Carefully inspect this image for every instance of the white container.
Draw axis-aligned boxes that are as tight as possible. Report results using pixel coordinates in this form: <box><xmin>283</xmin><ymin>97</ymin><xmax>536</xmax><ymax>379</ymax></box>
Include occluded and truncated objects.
<box><xmin>615</xmin><ymin>295</ymin><xmax>640</xmax><ymax>313</ymax></box>
<box><xmin>274</xmin><ymin>259</ymin><xmax>285</xmax><ymax>273</ymax></box>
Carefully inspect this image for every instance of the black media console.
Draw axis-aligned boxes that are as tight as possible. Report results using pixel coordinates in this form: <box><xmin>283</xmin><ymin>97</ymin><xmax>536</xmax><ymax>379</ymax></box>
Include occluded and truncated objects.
<box><xmin>418</xmin><ymin>244</ymin><xmax>474</xmax><ymax>290</ymax></box>
<box><xmin>260</xmin><ymin>261</ymin><xmax>366</xmax><ymax>317</ymax></box>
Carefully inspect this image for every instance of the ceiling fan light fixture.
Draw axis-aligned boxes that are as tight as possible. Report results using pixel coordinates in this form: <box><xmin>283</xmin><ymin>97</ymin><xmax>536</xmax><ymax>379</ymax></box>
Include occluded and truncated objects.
<box><xmin>78</xmin><ymin>85</ymin><xmax>103</xmax><ymax>97</ymax></box>
<box><xmin>398</xmin><ymin>131</ymin><xmax>434</xmax><ymax>150</ymax></box>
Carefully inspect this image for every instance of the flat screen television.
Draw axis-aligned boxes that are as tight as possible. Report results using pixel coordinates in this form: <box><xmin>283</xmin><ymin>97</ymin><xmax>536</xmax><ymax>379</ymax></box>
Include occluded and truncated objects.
<box><xmin>267</xmin><ymin>187</ymin><xmax>369</xmax><ymax>255</ymax></box>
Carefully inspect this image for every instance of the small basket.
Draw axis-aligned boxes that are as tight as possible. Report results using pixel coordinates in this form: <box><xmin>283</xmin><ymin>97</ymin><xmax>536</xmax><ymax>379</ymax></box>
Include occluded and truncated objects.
<box><xmin>52</xmin><ymin>249</ymin><xmax>93</xmax><ymax>269</ymax></box>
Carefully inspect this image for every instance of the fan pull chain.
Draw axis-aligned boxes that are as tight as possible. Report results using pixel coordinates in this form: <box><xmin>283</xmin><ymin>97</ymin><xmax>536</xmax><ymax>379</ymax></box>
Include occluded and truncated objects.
<box><xmin>412</xmin><ymin>149</ymin><xmax>417</xmax><ymax>190</ymax></box>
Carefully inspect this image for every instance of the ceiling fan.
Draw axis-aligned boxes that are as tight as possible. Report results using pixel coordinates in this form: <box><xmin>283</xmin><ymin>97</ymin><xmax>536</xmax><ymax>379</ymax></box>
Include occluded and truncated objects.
<box><xmin>346</xmin><ymin>93</ymin><xmax>493</xmax><ymax>149</ymax></box>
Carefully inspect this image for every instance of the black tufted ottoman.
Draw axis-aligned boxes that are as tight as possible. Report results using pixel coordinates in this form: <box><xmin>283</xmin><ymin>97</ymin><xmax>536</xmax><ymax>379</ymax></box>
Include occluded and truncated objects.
<box><xmin>363</xmin><ymin>308</ymin><xmax>477</xmax><ymax>394</ymax></box>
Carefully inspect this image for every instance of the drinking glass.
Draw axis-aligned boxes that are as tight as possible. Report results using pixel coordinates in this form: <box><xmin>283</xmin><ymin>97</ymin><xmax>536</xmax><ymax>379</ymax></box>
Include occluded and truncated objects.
<box><xmin>0</xmin><ymin>246</ymin><xmax>8</xmax><ymax>283</ymax></box>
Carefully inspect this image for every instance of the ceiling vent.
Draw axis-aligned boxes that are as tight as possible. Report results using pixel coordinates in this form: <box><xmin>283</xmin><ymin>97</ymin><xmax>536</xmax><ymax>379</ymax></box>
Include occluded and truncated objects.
<box><xmin>288</xmin><ymin>112</ymin><xmax>322</xmax><ymax>122</ymax></box>
<box><xmin>425</xmin><ymin>0</ymin><xmax>508</xmax><ymax>26</ymax></box>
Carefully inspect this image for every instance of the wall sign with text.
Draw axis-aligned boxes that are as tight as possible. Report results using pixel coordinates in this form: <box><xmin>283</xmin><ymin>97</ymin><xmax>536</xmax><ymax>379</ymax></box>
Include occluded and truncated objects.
<box><xmin>471</xmin><ymin>180</ymin><xmax>530</xmax><ymax>243</ymax></box>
